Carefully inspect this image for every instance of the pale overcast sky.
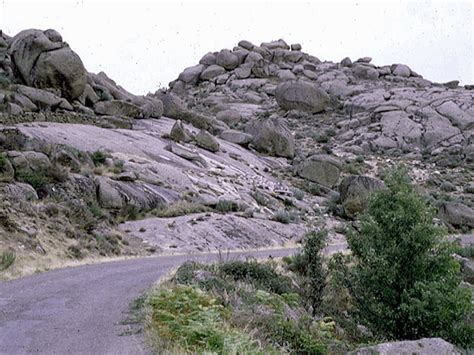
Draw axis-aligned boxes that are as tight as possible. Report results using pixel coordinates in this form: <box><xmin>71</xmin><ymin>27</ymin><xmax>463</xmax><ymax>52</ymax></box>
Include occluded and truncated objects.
<box><xmin>1</xmin><ymin>0</ymin><xmax>473</xmax><ymax>94</ymax></box>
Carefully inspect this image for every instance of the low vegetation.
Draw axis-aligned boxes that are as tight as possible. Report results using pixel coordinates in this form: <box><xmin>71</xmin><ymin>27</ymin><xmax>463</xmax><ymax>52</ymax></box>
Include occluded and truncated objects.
<box><xmin>1</xmin><ymin>250</ymin><xmax>16</xmax><ymax>270</ymax></box>
<box><xmin>141</xmin><ymin>167</ymin><xmax>473</xmax><ymax>353</ymax></box>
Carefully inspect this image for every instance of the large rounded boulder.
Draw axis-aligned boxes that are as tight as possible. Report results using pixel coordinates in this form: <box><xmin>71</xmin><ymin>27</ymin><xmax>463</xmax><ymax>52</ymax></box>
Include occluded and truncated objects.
<box><xmin>275</xmin><ymin>81</ymin><xmax>330</xmax><ymax>113</ymax></box>
<box><xmin>8</xmin><ymin>29</ymin><xmax>86</xmax><ymax>100</ymax></box>
<box><xmin>245</xmin><ymin>117</ymin><xmax>295</xmax><ymax>158</ymax></box>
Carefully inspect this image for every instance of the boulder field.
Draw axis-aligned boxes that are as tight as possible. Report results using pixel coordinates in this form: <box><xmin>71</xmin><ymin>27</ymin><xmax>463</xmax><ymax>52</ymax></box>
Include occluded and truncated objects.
<box><xmin>0</xmin><ymin>30</ymin><xmax>472</xmax><ymax>282</ymax></box>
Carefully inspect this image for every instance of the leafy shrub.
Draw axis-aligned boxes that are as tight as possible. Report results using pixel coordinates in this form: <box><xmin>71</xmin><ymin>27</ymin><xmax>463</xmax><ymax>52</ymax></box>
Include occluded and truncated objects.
<box><xmin>147</xmin><ymin>285</ymin><xmax>260</xmax><ymax>354</ymax></box>
<box><xmin>215</xmin><ymin>199</ymin><xmax>240</xmax><ymax>213</ymax></box>
<box><xmin>272</xmin><ymin>210</ymin><xmax>299</xmax><ymax>224</ymax></box>
<box><xmin>0</xmin><ymin>154</ymin><xmax>8</xmax><ymax>173</ymax></box>
<box><xmin>154</xmin><ymin>201</ymin><xmax>209</xmax><ymax>218</ymax></box>
<box><xmin>257</xmin><ymin>316</ymin><xmax>325</xmax><ymax>354</ymax></box>
<box><xmin>90</xmin><ymin>150</ymin><xmax>108</xmax><ymax>166</ymax></box>
<box><xmin>0</xmin><ymin>250</ymin><xmax>16</xmax><ymax>270</ymax></box>
<box><xmin>0</xmin><ymin>75</ymin><xmax>10</xmax><ymax>89</ymax></box>
<box><xmin>219</xmin><ymin>260</ymin><xmax>294</xmax><ymax>295</ymax></box>
<box><xmin>346</xmin><ymin>166</ymin><xmax>473</xmax><ymax>347</ymax></box>
<box><xmin>16</xmin><ymin>164</ymin><xmax>68</xmax><ymax>190</ymax></box>
<box><xmin>112</xmin><ymin>159</ymin><xmax>125</xmax><ymax>174</ymax></box>
<box><xmin>250</xmin><ymin>190</ymin><xmax>269</xmax><ymax>206</ymax></box>
<box><xmin>292</xmin><ymin>188</ymin><xmax>305</xmax><ymax>201</ymax></box>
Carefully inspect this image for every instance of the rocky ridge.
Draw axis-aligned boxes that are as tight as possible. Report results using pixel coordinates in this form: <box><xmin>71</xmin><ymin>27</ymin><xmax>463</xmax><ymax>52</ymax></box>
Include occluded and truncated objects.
<box><xmin>0</xmin><ymin>30</ymin><xmax>472</xmax><ymax>284</ymax></box>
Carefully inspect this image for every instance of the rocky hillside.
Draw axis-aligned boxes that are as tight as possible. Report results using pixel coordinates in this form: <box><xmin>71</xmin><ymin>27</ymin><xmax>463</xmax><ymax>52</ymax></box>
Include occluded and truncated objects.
<box><xmin>0</xmin><ymin>30</ymin><xmax>472</xmax><ymax>278</ymax></box>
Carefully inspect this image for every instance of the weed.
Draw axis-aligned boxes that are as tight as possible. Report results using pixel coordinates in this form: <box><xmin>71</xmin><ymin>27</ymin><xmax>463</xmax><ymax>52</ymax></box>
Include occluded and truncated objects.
<box><xmin>154</xmin><ymin>201</ymin><xmax>209</xmax><ymax>218</ymax></box>
<box><xmin>215</xmin><ymin>199</ymin><xmax>240</xmax><ymax>213</ymax></box>
<box><xmin>113</xmin><ymin>159</ymin><xmax>125</xmax><ymax>174</ymax></box>
<box><xmin>147</xmin><ymin>285</ymin><xmax>261</xmax><ymax>354</ymax></box>
<box><xmin>272</xmin><ymin>210</ymin><xmax>299</xmax><ymax>224</ymax></box>
<box><xmin>219</xmin><ymin>260</ymin><xmax>294</xmax><ymax>295</ymax></box>
<box><xmin>90</xmin><ymin>150</ymin><xmax>108</xmax><ymax>166</ymax></box>
<box><xmin>0</xmin><ymin>250</ymin><xmax>15</xmax><ymax>270</ymax></box>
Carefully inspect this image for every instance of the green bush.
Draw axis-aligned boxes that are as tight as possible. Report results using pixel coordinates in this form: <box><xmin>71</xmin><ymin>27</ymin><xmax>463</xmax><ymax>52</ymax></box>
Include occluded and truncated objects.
<box><xmin>215</xmin><ymin>199</ymin><xmax>240</xmax><ymax>213</ymax></box>
<box><xmin>0</xmin><ymin>75</ymin><xmax>10</xmax><ymax>89</ymax></box>
<box><xmin>1</xmin><ymin>250</ymin><xmax>16</xmax><ymax>270</ymax></box>
<box><xmin>16</xmin><ymin>165</ymin><xmax>68</xmax><ymax>190</ymax></box>
<box><xmin>257</xmin><ymin>316</ymin><xmax>325</xmax><ymax>354</ymax></box>
<box><xmin>90</xmin><ymin>150</ymin><xmax>108</xmax><ymax>166</ymax></box>
<box><xmin>346</xmin><ymin>166</ymin><xmax>473</xmax><ymax>347</ymax></box>
<box><xmin>219</xmin><ymin>260</ymin><xmax>294</xmax><ymax>295</ymax></box>
<box><xmin>147</xmin><ymin>285</ymin><xmax>261</xmax><ymax>354</ymax></box>
<box><xmin>0</xmin><ymin>154</ymin><xmax>8</xmax><ymax>173</ymax></box>
<box><xmin>272</xmin><ymin>210</ymin><xmax>299</xmax><ymax>224</ymax></box>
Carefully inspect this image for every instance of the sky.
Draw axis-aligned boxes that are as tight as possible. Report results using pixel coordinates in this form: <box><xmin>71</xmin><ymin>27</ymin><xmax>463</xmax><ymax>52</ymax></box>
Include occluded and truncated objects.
<box><xmin>1</xmin><ymin>0</ymin><xmax>473</xmax><ymax>95</ymax></box>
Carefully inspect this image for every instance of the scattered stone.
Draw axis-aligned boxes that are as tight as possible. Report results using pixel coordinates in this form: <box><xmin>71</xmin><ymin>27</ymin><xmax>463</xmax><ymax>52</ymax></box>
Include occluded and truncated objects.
<box><xmin>195</xmin><ymin>130</ymin><xmax>220</xmax><ymax>152</ymax></box>
<box><xmin>219</xmin><ymin>129</ymin><xmax>253</xmax><ymax>146</ymax></box>
<box><xmin>170</xmin><ymin>120</ymin><xmax>191</xmax><ymax>143</ymax></box>
<box><xmin>94</xmin><ymin>100</ymin><xmax>141</xmax><ymax>117</ymax></box>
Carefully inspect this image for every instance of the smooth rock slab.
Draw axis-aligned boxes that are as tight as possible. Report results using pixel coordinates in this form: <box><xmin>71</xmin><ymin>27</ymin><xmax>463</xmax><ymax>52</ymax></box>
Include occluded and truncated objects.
<box><xmin>120</xmin><ymin>212</ymin><xmax>305</xmax><ymax>252</ymax></box>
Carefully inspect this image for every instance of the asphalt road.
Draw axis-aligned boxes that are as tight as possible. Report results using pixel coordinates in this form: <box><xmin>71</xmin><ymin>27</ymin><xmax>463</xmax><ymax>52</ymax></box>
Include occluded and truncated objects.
<box><xmin>0</xmin><ymin>248</ymin><xmax>303</xmax><ymax>355</ymax></box>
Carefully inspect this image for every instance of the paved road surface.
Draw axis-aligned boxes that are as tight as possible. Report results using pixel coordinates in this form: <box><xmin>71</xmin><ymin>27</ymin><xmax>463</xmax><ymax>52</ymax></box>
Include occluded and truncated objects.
<box><xmin>0</xmin><ymin>248</ymin><xmax>306</xmax><ymax>354</ymax></box>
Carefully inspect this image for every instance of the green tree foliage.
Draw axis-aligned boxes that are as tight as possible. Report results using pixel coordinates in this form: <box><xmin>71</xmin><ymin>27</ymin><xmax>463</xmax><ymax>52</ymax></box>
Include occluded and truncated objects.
<box><xmin>347</xmin><ymin>166</ymin><xmax>473</xmax><ymax>347</ymax></box>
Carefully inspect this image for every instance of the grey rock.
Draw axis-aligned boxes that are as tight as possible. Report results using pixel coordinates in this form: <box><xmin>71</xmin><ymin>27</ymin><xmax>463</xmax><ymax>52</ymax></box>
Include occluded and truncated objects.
<box><xmin>436</xmin><ymin>100</ymin><xmax>474</xmax><ymax>130</ymax></box>
<box><xmin>234</xmin><ymin>63</ymin><xmax>253</xmax><ymax>79</ymax></box>
<box><xmin>199</xmin><ymin>52</ymin><xmax>217</xmax><ymax>66</ymax></box>
<box><xmin>245</xmin><ymin>117</ymin><xmax>295</xmax><ymax>158</ymax></box>
<box><xmin>260</xmin><ymin>39</ymin><xmax>289</xmax><ymax>50</ymax></box>
<box><xmin>200</xmin><ymin>64</ymin><xmax>226</xmax><ymax>81</ymax></box>
<box><xmin>438</xmin><ymin>202</ymin><xmax>474</xmax><ymax>228</ymax></box>
<box><xmin>220</xmin><ymin>129</ymin><xmax>253</xmax><ymax>146</ymax></box>
<box><xmin>9</xmin><ymin>29</ymin><xmax>86</xmax><ymax>100</ymax></box>
<box><xmin>215</xmin><ymin>49</ymin><xmax>239</xmax><ymax>70</ymax></box>
<box><xmin>32</xmin><ymin>46</ymin><xmax>87</xmax><ymax>100</ymax></box>
<box><xmin>296</xmin><ymin>154</ymin><xmax>342</xmax><ymax>187</ymax></box>
<box><xmin>290</xmin><ymin>43</ymin><xmax>302</xmax><ymax>51</ymax></box>
<box><xmin>178</xmin><ymin>64</ymin><xmax>205</xmax><ymax>84</ymax></box>
<box><xmin>352</xmin><ymin>64</ymin><xmax>379</xmax><ymax>80</ymax></box>
<box><xmin>1</xmin><ymin>182</ymin><xmax>38</xmax><ymax>201</ymax></box>
<box><xmin>277</xmin><ymin>69</ymin><xmax>296</xmax><ymax>81</ymax></box>
<box><xmin>195</xmin><ymin>130</ymin><xmax>220</xmax><ymax>152</ymax></box>
<box><xmin>216</xmin><ymin>109</ymin><xmax>242</xmax><ymax>127</ymax></box>
<box><xmin>94</xmin><ymin>100</ymin><xmax>141</xmax><ymax>117</ymax></box>
<box><xmin>141</xmin><ymin>97</ymin><xmax>163</xmax><ymax>119</ymax></box>
<box><xmin>169</xmin><ymin>120</ymin><xmax>191</xmax><ymax>143</ymax></box>
<box><xmin>8</xmin><ymin>151</ymin><xmax>51</xmax><ymax>173</ymax></box>
<box><xmin>340</xmin><ymin>57</ymin><xmax>352</xmax><ymax>67</ymax></box>
<box><xmin>339</xmin><ymin>175</ymin><xmax>385</xmax><ymax>217</ymax></box>
<box><xmin>275</xmin><ymin>81</ymin><xmax>330</xmax><ymax>113</ymax></box>
<box><xmin>238</xmin><ymin>40</ymin><xmax>254</xmax><ymax>51</ymax></box>
<box><xmin>245</xmin><ymin>51</ymin><xmax>264</xmax><ymax>64</ymax></box>
<box><xmin>391</xmin><ymin>63</ymin><xmax>411</xmax><ymax>77</ymax></box>
<box><xmin>351</xmin><ymin>338</ymin><xmax>461</xmax><ymax>355</ymax></box>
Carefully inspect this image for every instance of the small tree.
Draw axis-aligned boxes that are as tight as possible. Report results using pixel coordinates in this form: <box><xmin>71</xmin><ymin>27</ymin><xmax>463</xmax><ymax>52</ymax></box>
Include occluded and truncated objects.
<box><xmin>288</xmin><ymin>230</ymin><xmax>327</xmax><ymax>314</ymax></box>
<box><xmin>347</xmin><ymin>167</ymin><xmax>473</xmax><ymax>347</ymax></box>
